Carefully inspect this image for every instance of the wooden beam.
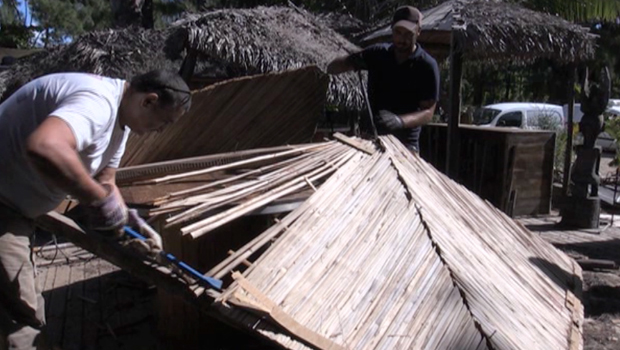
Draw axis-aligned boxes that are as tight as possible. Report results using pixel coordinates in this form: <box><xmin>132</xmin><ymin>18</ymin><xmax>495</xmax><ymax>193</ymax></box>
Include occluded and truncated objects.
<box><xmin>446</xmin><ymin>29</ymin><xmax>464</xmax><ymax>179</ymax></box>
<box><xmin>35</xmin><ymin>212</ymin><xmax>215</xmax><ymax>304</ymax></box>
<box><xmin>333</xmin><ymin>132</ymin><xmax>375</xmax><ymax>155</ymax></box>
<box><xmin>563</xmin><ymin>65</ymin><xmax>577</xmax><ymax>196</ymax></box>
<box><xmin>179</xmin><ymin>48</ymin><xmax>198</xmax><ymax>84</ymax></box>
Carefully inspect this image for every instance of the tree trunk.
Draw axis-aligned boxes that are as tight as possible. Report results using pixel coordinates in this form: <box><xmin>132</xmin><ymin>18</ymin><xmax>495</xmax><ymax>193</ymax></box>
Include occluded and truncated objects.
<box><xmin>110</xmin><ymin>0</ymin><xmax>153</xmax><ymax>29</ymax></box>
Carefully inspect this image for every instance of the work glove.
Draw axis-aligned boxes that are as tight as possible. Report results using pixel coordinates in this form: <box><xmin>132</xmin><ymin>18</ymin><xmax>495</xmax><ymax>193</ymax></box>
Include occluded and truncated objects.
<box><xmin>125</xmin><ymin>209</ymin><xmax>164</xmax><ymax>256</ymax></box>
<box><xmin>376</xmin><ymin>110</ymin><xmax>404</xmax><ymax>131</ymax></box>
<box><xmin>83</xmin><ymin>184</ymin><xmax>128</xmax><ymax>236</ymax></box>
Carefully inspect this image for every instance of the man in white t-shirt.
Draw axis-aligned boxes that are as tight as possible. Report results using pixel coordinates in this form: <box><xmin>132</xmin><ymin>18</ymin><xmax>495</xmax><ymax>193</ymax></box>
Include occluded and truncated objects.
<box><xmin>0</xmin><ymin>69</ymin><xmax>191</xmax><ymax>350</ymax></box>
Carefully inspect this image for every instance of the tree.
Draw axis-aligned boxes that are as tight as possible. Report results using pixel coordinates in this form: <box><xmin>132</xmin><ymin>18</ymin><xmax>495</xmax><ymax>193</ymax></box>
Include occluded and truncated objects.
<box><xmin>0</xmin><ymin>0</ymin><xmax>36</xmax><ymax>48</ymax></box>
<box><xmin>29</xmin><ymin>0</ymin><xmax>111</xmax><ymax>46</ymax></box>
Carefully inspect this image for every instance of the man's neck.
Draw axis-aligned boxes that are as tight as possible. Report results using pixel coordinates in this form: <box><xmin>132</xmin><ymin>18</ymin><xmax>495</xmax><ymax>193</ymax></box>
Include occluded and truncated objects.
<box><xmin>395</xmin><ymin>44</ymin><xmax>417</xmax><ymax>63</ymax></box>
<box><xmin>118</xmin><ymin>82</ymin><xmax>130</xmax><ymax>129</ymax></box>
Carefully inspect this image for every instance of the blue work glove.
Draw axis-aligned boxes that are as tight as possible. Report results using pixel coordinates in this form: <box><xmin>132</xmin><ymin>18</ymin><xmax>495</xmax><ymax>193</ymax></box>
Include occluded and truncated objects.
<box><xmin>376</xmin><ymin>110</ymin><xmax>404</xmax><ymax>131</ymax></box>
<box><xmin>84</xmin><ymin>184</ymin><xmax>127</xmax><ymax>236</ymax></box>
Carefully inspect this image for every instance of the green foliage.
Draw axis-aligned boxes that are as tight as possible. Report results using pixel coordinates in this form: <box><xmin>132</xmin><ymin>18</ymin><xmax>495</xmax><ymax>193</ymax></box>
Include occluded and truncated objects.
<box><xmin>0</xmin><ymin>23</ymin><xmax>33</xmax><ymax>47</ymax></box>
<box><xmin>553</xmin><ymin>130</ymin><xmax>568</xmax><ymax>182</ymax></box>
<box><xmin>29</xmin><ymin>0</ymin><xmax>111</xmax><ymax>45</ymax></box>
<box><xmin>0</xmin><ymin>0</ymin><xmax>36</xmax><ymax>48</ymax></box>
<box><xmin>520</xmin><ymin>0</ymin><xmax>620</xmax><ymax>22</ymax></box>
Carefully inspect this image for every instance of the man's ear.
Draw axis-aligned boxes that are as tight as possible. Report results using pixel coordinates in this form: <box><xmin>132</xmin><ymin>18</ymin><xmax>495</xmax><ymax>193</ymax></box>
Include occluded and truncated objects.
<box><xmin>141</xmin><ymin>93</ymin><xmax>159</xmax><ymax>107</ymax></box>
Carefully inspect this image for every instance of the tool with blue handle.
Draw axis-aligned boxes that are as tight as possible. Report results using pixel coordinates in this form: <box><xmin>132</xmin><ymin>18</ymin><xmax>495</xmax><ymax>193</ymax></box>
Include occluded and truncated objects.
<box><xmin>123</xmin><ymin>226</ymin><xmax>223</xmax><ymax>290</ymax></box>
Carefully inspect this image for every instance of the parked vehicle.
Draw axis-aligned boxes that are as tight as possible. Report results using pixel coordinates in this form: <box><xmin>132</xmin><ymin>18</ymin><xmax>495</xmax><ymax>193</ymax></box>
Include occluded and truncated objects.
<box><xmin>563</xmin><ymin>101</ymin><xmax>620</xmax><ymax>123</ymax></box>
<box><xmin>596</xmin><ymin>131</ymin><xmax>617</xmax><ymax>153</ymax></box>
<box><xmin>473</xmin><ymin>103</ymin><xmax>564</xmax><ymax>130</ymax></box>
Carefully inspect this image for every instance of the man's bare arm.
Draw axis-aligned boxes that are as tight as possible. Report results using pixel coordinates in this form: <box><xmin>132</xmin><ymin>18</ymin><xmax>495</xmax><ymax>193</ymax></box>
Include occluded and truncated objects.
<box><xmin>26</xmin><ymin>116</ymin><xmax>107</xmax><ymax>203</ymax></box>
<box><xmin>326</xmin><ymin>55</ymin><xmax>355</xmax><ymax>75</ymax></box>
<box><xmin>400</xmin><ymin>100</ymin><xmax>437</xmax><ymax>128</ymax></box>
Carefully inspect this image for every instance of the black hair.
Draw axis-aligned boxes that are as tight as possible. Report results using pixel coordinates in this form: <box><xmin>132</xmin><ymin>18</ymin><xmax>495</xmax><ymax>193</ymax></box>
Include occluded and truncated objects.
<box><xmin>130</xmin><ymin>69</ymin><xmax>192</xmax><ymax>112</ymax></box>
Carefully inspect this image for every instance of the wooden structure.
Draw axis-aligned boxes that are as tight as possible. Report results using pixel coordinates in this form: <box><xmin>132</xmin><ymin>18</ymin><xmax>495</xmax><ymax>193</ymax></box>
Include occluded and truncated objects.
<box><xmin>54</xmin><ymin>135</ymin><xmax>583</xmax><ymax>350</ymax></box>
<box><xmin>120</xmin><ymin>66</ymin><xmax>328</xmax><ymax>166</ymax></box>
<box><xmin>420</xmin><ymin>124</ymin><xmax>556</xmax><ymax>217</ymax></box>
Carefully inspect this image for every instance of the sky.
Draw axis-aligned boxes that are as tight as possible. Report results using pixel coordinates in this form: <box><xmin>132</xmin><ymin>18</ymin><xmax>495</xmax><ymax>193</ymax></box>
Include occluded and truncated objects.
<box><xmin>19</xmin><ymin>0</ymin><xmax>34</xmax><ymax>26</ymax></box>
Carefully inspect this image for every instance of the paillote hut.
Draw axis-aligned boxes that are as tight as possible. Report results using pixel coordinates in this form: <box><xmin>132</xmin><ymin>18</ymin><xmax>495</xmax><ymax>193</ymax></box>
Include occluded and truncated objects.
<box><xmin>360</xmin><ymin>0</ymin><xmax>596</xmax><ymax>217</ymax></box>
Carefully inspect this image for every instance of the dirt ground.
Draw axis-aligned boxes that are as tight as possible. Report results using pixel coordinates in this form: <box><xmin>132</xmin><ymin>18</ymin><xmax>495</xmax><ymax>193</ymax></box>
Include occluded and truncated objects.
<box><xmin>558</xmin><ymin>152</ymin><xmax>620</xmax><ymax>350</ymax></box>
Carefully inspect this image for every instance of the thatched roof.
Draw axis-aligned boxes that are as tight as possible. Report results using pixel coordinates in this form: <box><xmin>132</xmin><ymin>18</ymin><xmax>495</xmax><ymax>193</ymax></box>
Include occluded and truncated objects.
<box><xmin>1</xmin><ymin>6</ymin><xmax>365</xmax><ymax>112</ymax></box>
<box><xmin>361</xmin><ymin>0</ymin><xmax>596</xmax><ymax>63</ymax></box>
<box><xmin>168</xmin><ymin>6</ymin><xmax>365</xmax><ymax>111</ymax></box>
<box><xmin>0</xmin><ymin>27</ymin><xmax>184</xmax><ymax>98</ymax></box>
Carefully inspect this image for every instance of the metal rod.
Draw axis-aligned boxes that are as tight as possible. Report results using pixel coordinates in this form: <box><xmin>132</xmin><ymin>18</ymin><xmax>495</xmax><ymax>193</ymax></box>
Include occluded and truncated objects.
<box><xmin>357</xmin><ymin>71</ymin><xmax>378</xmax><ymax>139</ymax></box>
<box><xmin>123</xmin><ymin>226</ymin><xmax>223</xmax><ymax>290</ymax></box>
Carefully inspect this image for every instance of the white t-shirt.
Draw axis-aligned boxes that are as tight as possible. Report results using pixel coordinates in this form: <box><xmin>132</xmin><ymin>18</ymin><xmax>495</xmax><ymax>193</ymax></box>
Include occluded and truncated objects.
<box><xmin>0</xmin><ymin>73</ymin><xmax>130</xmax><ymax>218</ymax></box>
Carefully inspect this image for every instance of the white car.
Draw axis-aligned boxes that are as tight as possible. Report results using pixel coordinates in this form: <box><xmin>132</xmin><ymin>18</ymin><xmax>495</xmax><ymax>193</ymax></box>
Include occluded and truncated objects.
<box><xmin>473</xmin><ymin>103</ymin><xmax>564</xmax><ymax>130</ymax></box>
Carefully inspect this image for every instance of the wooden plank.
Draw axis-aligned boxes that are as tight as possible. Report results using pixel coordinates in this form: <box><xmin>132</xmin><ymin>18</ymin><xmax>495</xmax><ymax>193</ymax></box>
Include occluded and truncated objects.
<box><xmin>46</xmin><ymin>264</ymin><xmax>70</xmax><ymax>346</ymax></box>
<box><xmin>81</xmin><ymin>258</ymin><xmax>102</xmax><ymax>350</ymax></box>
<box><xmin>230</xmin><ymin>272</ymin><xmax>346</xmax><ymax>350</ymax></box>
<box><xmin>333</xmin><ymin>132</ymin><xmax>375</xmax><ymax>155</ymax></box>
<box><xmin>62</xmin><ymin>262</ymin><xmax>85</xmax><ymax>350</ymax></box>
<box><xmin>35</xmin><ymin>212</ymin><xmax>213</xmax><ymax>305</ymax></box>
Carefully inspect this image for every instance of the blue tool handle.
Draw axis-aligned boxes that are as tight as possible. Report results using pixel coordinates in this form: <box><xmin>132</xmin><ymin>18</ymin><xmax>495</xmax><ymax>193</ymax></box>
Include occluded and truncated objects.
<box><xmin>165</xmin><ymin>253</ymin><xmax>223</xmax><ymax>290</ymax></box>
<box><xmin>123</xmin><ymin>226</ymin><xmax>222</xmax><ymax>290</ymax></box>
<box><xmin>124</xmin><ymin>226</ymin><xmax>146</xmax><ymax>240</ymax></box>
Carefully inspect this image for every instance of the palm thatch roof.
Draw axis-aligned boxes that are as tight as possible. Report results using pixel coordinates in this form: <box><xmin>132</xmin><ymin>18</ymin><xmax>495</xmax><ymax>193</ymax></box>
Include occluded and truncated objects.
<box><xmin>0</xmin><ymin>27</ymin><xmax>184</xmax><ymax>98</ymax></box>
<box><xmin>361</xmin><ymin>0</ymin><xmax>595</xmax><ymax>63</ymax></box>
<box><xmin>1</xmin><ymin>6</ymin><xmax>364</xmax><ymax>112</ymax></box>
<box><xmin>168</xmin><ymin>6</ymin><xmax>364</xmax><ymax>111</ymax></box>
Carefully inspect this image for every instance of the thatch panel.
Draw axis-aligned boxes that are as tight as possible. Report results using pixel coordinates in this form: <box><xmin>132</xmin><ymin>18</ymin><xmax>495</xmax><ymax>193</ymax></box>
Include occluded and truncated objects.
<box><xmin>0</xmin><ymin>28</ymin><xmax>182</xmax><ymax>98</ymax></box>
<box><xmin>204</xmin><ymin>136</ymin><xmax>580</xmax><ymax>349</ymax></box>
<box><xmin>171</xmin><ymin>6</ymin><xmax>364</xmax><ymax>111</ymax></box>
<box><xmin>120</xmin><ymin>65</ymin><xmax>328</xmax><ymax>167</ymax></box>
<box><xmin>457</xmin><ymin>0</ymin><xmax>595</xmax><ymax>63</ymax></box>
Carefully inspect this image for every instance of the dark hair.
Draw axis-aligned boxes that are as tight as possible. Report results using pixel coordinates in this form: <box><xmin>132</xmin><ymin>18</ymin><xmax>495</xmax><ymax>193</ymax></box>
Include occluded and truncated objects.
<box><xmin>130</xmin><ymin>69</ymin><xmax>192</xmax><ymax>112</ymax></box>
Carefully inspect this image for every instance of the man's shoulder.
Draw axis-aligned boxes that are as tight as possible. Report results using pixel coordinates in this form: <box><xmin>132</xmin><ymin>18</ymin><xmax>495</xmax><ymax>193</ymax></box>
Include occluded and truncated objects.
<box><xmin>411</xmin><ymin>46</ymin><xmax>438</xmax><ymax>66</ymax></box>
<box><xmin>37</xmin><ymin>72</ymin><xmax>124</xmax><ymax>91</ymax></box>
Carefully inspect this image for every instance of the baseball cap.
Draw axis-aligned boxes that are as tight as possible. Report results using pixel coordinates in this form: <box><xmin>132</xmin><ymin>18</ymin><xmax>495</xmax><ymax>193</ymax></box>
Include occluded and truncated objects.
<box><xmin>392</xmin><ymin>6</ymin><xmax>423</xmax><ymax>33</ymax></box>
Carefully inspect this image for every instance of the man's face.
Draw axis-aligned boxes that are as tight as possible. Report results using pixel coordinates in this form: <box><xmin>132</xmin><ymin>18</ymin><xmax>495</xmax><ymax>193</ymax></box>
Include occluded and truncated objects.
<box><xmin>127</xmin><ymin>93</ymin><xmax>185</xmax><ymax>135</ymax></box>
<box><xmin>392</xmin><ymin>25</ymin><xmax>419</xmax><ymax>54</ymax></box>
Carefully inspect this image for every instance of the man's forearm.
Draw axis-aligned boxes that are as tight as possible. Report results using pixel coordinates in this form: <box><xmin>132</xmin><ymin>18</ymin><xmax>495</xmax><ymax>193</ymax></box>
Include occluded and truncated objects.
<box><xmin>27</xmin><ymin>142</ymin><xmax>106</xmax><ymax>204</ymax></box>
<box><xmin>400</xmin><ymin>108</ymin><xmax>434</xmax><ymax>128</ymax></box>
<box><xmin>326</xmin><ymin>56</ymin><xmax>353</xmax><ymax>75</ymax></box>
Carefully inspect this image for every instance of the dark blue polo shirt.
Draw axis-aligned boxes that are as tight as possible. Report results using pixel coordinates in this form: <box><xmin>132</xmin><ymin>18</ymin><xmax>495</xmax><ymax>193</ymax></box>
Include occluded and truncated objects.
<box><xmin>348</xmin><ymin>43</ymin><xmax>440</xmax><ymax>150</ymax></box>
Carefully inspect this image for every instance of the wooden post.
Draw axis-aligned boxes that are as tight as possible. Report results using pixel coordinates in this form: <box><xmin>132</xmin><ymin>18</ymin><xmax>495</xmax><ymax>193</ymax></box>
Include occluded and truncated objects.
<box><xmin>179</xmin><ymin>49</ymin><xmax>198</xmax><ymax>85</ymax></box>
<box><xmin>446</xmin><ymin>29</ymin><xmax>463</xmax><ymax>179</ymax></box>
<box><xmin>563</xmin><ymin>66</ymin><xmax>577</xmax><ymax>196</ymax></box>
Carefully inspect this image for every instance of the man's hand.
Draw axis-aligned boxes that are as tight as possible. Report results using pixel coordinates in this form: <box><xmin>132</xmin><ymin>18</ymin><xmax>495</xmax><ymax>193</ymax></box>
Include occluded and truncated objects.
<box><xmin>377</xmin><ymin>110</ymin><xmax>405</xmax><ymax>131</ymax></box>
<box><xmin>127</xmin><ymin>209</ymin><xmax>163</xmax><ymax>254</ymax></box>
<box><xmin>83</xmin><ymin>183</ymin><xmax>128</xmax><ymax>235</ymax></box>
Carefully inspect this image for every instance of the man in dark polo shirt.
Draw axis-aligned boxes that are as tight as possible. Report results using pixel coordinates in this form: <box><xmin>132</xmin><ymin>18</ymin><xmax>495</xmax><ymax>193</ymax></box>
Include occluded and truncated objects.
<box><xmin>327</xmin><ymin>6</ymin><xmax>440</xmax><ymax>152</ymax></box>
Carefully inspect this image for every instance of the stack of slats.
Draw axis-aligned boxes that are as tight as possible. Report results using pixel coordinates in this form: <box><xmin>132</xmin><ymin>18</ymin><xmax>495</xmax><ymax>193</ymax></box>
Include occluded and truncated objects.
<box><xmin>209</xmin><ymin>135</ymin><xmax>581</xmax><ymax>350</ymax></box>
<box><xmin>123</xmin><ymin>141</ymin><xmax>357</xmax><ymax>240</ymax></box>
